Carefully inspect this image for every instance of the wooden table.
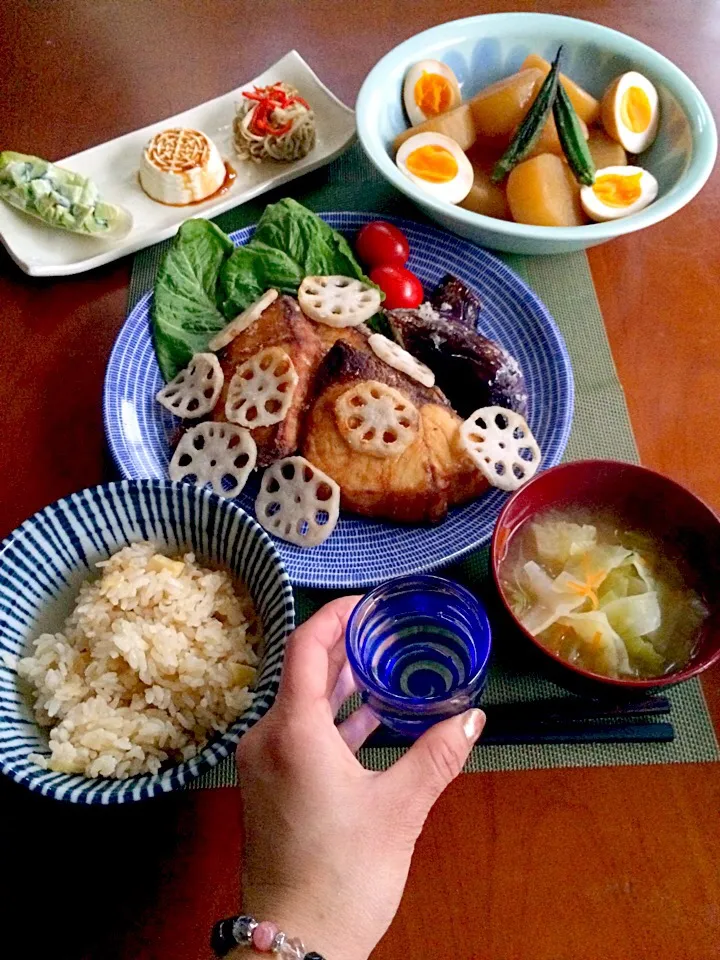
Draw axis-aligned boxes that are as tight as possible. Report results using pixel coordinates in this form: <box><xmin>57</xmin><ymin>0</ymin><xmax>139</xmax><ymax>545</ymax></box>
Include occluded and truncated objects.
<box><xmin>1</xmin><ymin>2</ymin><xmax>718</xmax><ymax>958</ymax></box>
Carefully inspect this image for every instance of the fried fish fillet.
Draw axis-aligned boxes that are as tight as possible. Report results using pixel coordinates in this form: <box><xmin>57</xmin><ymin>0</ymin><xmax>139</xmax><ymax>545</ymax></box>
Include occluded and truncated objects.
<box><xmin>301</xmin><ymin>340</ymin><xmax>486</xmax><ymax>523</ymax></box>
<box><xmin>312</xmin><ymin>320</ymin><xmax>371</xmax><ymax>355</ymax></box>
<box><xmin>213</xmin><ymin>295</ymin><xmax>324</xmax><ymax>466</ymax></box>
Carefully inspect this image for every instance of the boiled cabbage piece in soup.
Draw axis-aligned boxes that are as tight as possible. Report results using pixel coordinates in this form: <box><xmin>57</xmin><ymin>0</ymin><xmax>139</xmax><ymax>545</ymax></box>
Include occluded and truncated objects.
<box><xmin>532</xmin><ymin>519</ymin><xmax>597</xmax><ymax>567</ymax></box>
<box><xmin>555</xmin><ymin>610</ymin><xmax>631</xmax><ymax>678</ymax></box>
<box><xmin>501</xmin><ymin>516</ymin><xmax>707</xmax><ymax>680</ymax></box>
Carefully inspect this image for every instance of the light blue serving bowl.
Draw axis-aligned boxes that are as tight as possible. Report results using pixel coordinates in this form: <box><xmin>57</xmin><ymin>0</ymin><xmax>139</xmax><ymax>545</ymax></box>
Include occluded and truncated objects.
<box><xmin>356</xmin><ymin>13</ymin><xmax>717</xmax><ymax>254</ymax></box>
<box><xmin>0</xmin><ymin>480</ymin><xmax>294</xmax><ymax>803</ymax></box>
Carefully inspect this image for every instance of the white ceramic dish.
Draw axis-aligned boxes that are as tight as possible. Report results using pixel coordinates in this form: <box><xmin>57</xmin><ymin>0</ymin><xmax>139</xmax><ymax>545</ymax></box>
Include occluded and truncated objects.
<box><xmin>0</xmin><ymin>51</ymin><xmax>355</xmax><ymax>277</ymax></box>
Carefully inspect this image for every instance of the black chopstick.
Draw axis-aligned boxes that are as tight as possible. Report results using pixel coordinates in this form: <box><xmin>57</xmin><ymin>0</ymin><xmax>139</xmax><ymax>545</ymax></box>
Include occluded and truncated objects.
<box><xmin>480</xmin><ymin>722</ymin><xmax>674</xmax><ymax>746</ymax></box>
<box><xmin>363</xmin><ymin>696</ymin><xmax>674</xmax><ymax>749</ymax></box>
<box><xmin>366</xmin><ymin>721</ymin><xmax>675</xmax><ymax>748</ymax></box>
<box><xmin>485</xmin><ymin>695</ymin><xmax>671</xmax><ymax>728</ymax></box>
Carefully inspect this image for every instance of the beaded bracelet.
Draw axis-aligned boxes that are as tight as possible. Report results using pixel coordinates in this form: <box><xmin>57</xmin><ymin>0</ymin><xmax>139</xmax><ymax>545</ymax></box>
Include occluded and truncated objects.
<box><xmin>210</xmin><ymin>914</ymin><xmax>326</xmax><ymax>960</ymax></box>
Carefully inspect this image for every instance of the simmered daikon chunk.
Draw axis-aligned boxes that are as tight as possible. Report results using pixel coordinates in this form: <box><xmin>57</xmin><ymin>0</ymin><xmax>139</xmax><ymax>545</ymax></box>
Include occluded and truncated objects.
<box><xmin>506</xmin><ymin>153</ymin><xmax>586</xmax><ymax>227</ymax></box>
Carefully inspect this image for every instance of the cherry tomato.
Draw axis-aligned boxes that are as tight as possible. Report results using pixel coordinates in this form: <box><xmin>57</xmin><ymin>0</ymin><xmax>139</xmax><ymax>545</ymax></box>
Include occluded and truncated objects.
<box><xmin>369</xmin><ymin>264</ymin><xmax>424</xmax><ymax>310</ymax></box>
<box><xmin>356</xmin><ymin>221</ymin><xmax>410</xmax><ymax>267</ymax></box>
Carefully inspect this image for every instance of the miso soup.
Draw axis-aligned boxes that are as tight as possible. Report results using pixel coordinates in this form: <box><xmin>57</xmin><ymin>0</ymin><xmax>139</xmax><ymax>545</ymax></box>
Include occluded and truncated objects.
<box><xmin>499</xmin><ymin>509</ymin><xmax>709</xmax><ymax>679</ymax></box>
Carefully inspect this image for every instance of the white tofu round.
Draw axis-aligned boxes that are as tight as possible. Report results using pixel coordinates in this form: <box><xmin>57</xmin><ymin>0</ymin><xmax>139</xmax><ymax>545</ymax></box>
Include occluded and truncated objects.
<box><xmin>139</xmin><ymin>128</ymin><xmax>226</xmax><ymax>205</ymax></box>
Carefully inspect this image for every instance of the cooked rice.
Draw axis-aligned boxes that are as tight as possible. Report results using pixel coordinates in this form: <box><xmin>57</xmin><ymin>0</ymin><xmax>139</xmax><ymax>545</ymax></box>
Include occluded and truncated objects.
<box><xmin>17</xmin><ymin>543</ymin><xmax>260</xmax><ymax>779</ymax></box>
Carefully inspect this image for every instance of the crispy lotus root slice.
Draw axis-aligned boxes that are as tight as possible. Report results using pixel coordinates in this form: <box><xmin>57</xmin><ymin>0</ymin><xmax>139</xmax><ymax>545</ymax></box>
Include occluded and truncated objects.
<box><xmin>334</xmin><ymin>380</ymin><xmax>419</xmax><ymax>458</ymax></box>
<box><xmin>156</xmin><ymin>353</ymin><xmax>223</xmax><ymax>419</ymax></box>
<box><xmin>460</xmin><ymin>406</ymin><xmax>541</xmax><ymax>492</ymax></box>
<box><xmin>368</xmin><ymin>333</ymin><xmax>435</xmax><ymax>388</ymax></box>
<box><xmin>225</xmin><ymin>347</ymin><xmax>299</xmax><ymax>428</ymax></box>
<box><xmin>208</xmin><ymin>288</ymin><xmax>279</xmax><ymax>352</ymax></box>
<box><xmin>169</xmin><ymin>422</ymin><xmax>257</xmax><ymax>499</ymax></box>
<box><xmin>255</xmin><ymin>456</ymin><xmax>340</xmax><ymax>547</ymax></box>
<box><xmin>298</xmin><ymin>275</ymin><xmax>381</xmax><ymax>327</ymax></box>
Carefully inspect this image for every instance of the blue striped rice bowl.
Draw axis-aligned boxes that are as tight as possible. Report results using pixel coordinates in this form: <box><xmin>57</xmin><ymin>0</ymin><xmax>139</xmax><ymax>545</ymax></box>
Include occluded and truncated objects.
<box><xmin>0</xmin><ymin>479</ymin><xmax>294</xmax><ymax>803</ymax></box>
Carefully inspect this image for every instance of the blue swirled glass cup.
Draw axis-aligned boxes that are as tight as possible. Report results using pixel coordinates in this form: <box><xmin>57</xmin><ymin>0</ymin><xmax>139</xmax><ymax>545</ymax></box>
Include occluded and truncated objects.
<box><xmin>346</xmin><ymin>575</ymin><xmax>492</xmax><ymax>738</ymax></box>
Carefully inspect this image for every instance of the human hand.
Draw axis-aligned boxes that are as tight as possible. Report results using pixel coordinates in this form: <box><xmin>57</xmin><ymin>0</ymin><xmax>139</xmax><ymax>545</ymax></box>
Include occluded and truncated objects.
<box><xmin>235</xmin><ymin>596</ymin><xmax>486</xmax><ymax>960</ymax></box>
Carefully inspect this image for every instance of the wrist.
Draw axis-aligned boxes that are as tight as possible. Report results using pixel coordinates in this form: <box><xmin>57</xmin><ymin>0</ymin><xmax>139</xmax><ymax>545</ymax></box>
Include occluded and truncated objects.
<box><xmin>238</xmin><ymin>892</ymin><xmax>370</xmax><ymax>960</ymax></box>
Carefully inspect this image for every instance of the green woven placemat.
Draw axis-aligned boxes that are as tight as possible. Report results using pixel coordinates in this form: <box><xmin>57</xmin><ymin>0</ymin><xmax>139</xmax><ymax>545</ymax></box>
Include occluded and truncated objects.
<box><xmin>128</xmin><ymin>144</ymin><xmax>719</xmax><ymax>784</ymax></box>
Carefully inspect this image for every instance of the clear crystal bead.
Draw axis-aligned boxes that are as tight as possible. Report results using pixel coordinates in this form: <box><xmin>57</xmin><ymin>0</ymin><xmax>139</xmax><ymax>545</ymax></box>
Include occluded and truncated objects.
<box><xmin>232</xmin><ymin>915</ymin><xmax>258</xmax><ymax>945</ymax></box>
<box><xmin>272</xmin><ymin>931</ymin><xmax>306</xmax><ymax>959</ymax></box>
<box><xmin>284</xmin><ymin>936</ymin><xmax>306</xmax><ymax>959</ymax></box>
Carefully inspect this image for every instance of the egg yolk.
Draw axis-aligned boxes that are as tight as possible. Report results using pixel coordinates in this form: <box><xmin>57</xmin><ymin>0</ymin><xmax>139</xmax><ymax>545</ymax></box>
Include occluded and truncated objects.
<box><xmin>592</xmin><ymin>172</ymin><xmax>644</xmax><ymax>207</ymax></box>
<box><xmin>620</xmin><ymin>86</ymin><xmax>652</xmax><ymax>133</ymax></box>
<box><xmin>414</xmin><ymin>72</ymin><xmax>454</xmax><ymax>116</ymax></box>
<box><xmin>406</xmin><ymin>144</ymin><xmax>459</xmax><ymax>183</ymax></box>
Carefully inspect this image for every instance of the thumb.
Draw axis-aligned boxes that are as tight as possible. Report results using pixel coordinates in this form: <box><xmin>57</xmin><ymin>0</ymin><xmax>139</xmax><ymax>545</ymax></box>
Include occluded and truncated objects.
<box><xmin>382</xmin><ymin>708</ymin><xmax>485</xmax><ymax>823</ymax></box>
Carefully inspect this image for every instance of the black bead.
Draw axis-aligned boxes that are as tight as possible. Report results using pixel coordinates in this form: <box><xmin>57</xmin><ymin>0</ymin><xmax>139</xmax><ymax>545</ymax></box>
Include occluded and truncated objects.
<box><xmin>210</xmin><ymin>916</ymin><xmax>240</xmax><ymax>957</ymax></box>
<box><xmin>304</xmin><ymin>953</ymin><xmax>326</xmax><ymax>960</ymax></box>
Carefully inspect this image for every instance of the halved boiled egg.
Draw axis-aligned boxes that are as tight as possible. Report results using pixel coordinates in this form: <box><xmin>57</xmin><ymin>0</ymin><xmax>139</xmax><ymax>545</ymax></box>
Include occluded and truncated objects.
<box><xmin>601</xmin><ymin>72</ymin><xmax>660</xmax><ymax>154</ymax></box>
<box><xmin>403</xmin><ymin>60</ymin><xmax>461</xmax><ymax>126</ymax></box>
<box><xmin>580</xmin><ymin>165</ymin><xmax>658</xmax><ymax>222</ymax></box>
<box><xmin>395</xmin><ymin>132</ymin><xmax>474</xmax><ymax>205</ymax></box>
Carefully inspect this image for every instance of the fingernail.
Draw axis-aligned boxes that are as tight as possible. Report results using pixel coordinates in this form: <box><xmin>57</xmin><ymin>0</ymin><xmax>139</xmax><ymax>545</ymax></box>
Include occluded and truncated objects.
<box><xmin>462</xmin><ymin>708</ymin><xmax>486</xmax><ymax>743</ymax></box>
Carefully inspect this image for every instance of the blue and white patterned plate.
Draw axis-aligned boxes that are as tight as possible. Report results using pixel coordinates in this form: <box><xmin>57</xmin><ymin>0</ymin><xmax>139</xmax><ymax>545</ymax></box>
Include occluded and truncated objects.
<box><xmin>104</xmin><ymin>213</ymin><xmax>574</xmax><ymax>589</ymax></box>
<box><xmin>0</xmin><ymin>479</ymin><xmax>294</xmax><ymax>804</ymax></box>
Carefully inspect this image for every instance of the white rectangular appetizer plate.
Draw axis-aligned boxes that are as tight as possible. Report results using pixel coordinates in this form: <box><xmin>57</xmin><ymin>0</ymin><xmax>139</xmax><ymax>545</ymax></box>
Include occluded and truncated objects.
<box><xmin>0</xmin><ymin>51</ymin><xmax>355</xmax><ymax>277</ymax></box>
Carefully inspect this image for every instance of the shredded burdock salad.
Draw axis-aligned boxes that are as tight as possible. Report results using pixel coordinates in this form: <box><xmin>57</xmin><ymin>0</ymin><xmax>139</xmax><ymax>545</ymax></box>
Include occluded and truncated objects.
<box><xmin>233</xmin><ymin>82</ymin><xmax>316</xmax><ymax>163</ymax></box>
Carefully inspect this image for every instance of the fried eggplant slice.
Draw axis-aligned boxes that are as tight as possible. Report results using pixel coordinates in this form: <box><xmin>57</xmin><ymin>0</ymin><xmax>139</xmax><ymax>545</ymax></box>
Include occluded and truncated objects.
<box><xmin>386</xmin><ymin>307</ymin><xmax>528</xmax><ymax>418</ymax></box>
<box><xmin>430</xmin><ymin>274</ymin><xmax>482</xmax><ymax>329</ymax></box>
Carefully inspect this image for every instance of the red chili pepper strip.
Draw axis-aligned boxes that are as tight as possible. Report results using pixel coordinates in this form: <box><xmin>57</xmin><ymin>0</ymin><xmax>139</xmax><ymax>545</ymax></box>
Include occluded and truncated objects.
<box><xmin>250</xmin><ymin>101</ymin><xmax>270</xmax><ymax>135</ymax></box>
<box><xmin>244</xmin><ymin>84</ymin><xmax>290</xmax><ymax>103</ymax></box>
<box><xmin>242</xmin><ymin>89</ymin><xmax>266</xmax><ymax>102</ymax></box>
<box><xmin>245</xmin><ymin>84</ymin><xmax>309</xmax><ymax>136</ymax></box>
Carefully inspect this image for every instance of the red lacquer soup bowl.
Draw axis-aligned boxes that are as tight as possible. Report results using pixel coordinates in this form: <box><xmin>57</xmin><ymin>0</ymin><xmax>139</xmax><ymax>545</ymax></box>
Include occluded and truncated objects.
<box><xmin>491</xmin><ymin>460</ymin><xmax>720</xmax><ymax>695</ymax></box>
